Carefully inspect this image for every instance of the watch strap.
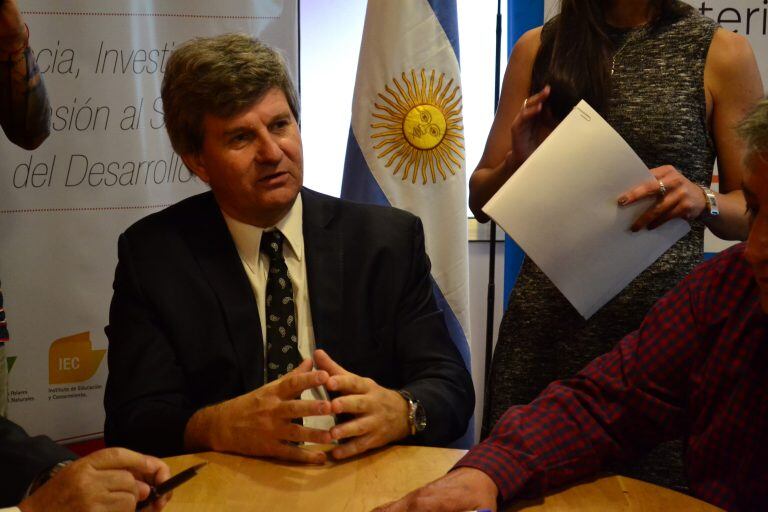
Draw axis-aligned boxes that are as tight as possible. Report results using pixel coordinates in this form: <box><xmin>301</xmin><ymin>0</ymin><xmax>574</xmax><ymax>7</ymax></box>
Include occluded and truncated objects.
<box><xmin>27</xmin><ymin>460</ymin><xmax>74</xmax><ymax>497</ymax></box>
<box><xmin>397</xmin><ymin>389</ymin><xmax>417</xmax><ymax>436</ymax></box>
<box><xmin>699</xmin><ymin>186</ymin><xmax>719</xmax><ymax>218</ymax></box>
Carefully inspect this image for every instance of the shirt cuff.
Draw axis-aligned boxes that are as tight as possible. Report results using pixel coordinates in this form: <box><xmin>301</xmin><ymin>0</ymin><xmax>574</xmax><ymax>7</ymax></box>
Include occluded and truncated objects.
<box><xmin>24</xmin><ymin>460</ymin><xmax>75</xmax><ymax>499</ymax></box>
<box><xmin>453</xmin><ymin>441</ymin><xmax>531</xmax><ymax>503</ymax></box>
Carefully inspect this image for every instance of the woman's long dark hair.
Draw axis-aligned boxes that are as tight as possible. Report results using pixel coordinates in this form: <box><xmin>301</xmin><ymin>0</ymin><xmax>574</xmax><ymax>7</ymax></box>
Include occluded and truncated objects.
<box><xmin>530</xmin><ymin>0</ymin><xmax>689</xmax><ymax>119</ymax></box>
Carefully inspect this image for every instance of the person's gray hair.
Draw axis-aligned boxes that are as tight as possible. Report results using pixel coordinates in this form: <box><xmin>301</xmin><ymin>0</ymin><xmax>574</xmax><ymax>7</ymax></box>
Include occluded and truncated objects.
<box><xmin>161</xmin><ymin>33</ymin><xmax>299</xmax><ymax>155</ymax></box>
<box><xmin>737</xmin><ymin>98</ymin><xmax>768</xmax><ymax>163</ymax></box>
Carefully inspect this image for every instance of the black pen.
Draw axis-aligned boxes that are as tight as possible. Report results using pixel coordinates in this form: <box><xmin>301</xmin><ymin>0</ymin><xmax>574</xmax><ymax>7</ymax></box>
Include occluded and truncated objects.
<box><xmin>136</xmin><ymin>462</ymin><xmax>207</xmax><ymax>510</ymax></box>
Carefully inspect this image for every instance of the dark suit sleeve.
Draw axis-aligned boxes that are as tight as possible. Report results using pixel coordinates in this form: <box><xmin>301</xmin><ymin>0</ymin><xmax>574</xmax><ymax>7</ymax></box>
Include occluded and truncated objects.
<box><xmin>104</xmin><ymin>233</ymin><xmax>196</xmax><ymax>456</ymax></box>
<box><xmin>0</xmin><ymin>417</ymin><xmax>75</xmax><ymax>507</ymax></box>
<box><xmin>395</xmin><ymin>217</ymin><xmax>474</xmax><ymax>446</ymax></box>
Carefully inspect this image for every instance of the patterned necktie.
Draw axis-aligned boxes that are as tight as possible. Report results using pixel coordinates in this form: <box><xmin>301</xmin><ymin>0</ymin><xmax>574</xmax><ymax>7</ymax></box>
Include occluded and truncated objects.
<box><xmin>260</xmin><ymin>229</ymin><xmax>301</xmax><ymax>382</ymax></box>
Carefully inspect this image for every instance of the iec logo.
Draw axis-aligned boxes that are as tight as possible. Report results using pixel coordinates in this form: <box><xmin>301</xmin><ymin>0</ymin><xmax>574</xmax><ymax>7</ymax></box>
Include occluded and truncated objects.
<box><xmin>48</xmin><ymin>332</ymin><xmax>106</xmax><ymax>384</ymax></box>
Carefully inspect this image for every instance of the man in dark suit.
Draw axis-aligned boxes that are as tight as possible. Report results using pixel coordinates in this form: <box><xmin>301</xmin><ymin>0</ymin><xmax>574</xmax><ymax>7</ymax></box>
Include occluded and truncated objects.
<box><xmin>104</xmin><ymin>34</ymin><xmax>473</xmax><ymax>464</ymax></box>
<box><xmin>1</xmin><ymin>417</ymin><xmax>170</xmax><ymax>511</ymax></box>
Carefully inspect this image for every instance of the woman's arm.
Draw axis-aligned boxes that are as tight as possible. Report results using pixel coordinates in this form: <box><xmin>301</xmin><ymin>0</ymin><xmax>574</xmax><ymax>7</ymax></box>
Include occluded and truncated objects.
<box><xmin>620</xmin><ymin>29</ymin><xmax>763</xmax><ymax>239</ymax></box>
<box><xmin>469</xmin><ymin>27</ymin><xmax>543</xmax><ymax>222</ymax></box>
<box><xmin>702</xmin><ymin>28</ymin><xmax>764</xmax><ymax>240</ymax></box>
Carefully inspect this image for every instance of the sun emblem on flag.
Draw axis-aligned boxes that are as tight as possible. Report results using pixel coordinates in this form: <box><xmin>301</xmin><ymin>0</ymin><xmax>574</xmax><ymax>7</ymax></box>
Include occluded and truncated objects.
<box><xmin>371</xmin><ymin>69</ymin><xmax>464</xmax><ymax>185</ymax></box>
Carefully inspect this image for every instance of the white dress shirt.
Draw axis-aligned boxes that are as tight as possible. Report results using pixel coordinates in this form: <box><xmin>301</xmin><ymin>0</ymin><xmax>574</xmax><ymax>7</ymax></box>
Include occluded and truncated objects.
<box><xmin>222</xmin><ymin>195</ymin><xmax>335</xmax><ymax>431</ymax></box>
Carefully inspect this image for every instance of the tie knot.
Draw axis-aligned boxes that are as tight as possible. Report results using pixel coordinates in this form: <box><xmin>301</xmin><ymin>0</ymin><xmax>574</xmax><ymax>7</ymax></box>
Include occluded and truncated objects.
<box><xmin>260</xmin><ymin>230</ymin><xmax>284</xmax><ymax>259</ymax></box>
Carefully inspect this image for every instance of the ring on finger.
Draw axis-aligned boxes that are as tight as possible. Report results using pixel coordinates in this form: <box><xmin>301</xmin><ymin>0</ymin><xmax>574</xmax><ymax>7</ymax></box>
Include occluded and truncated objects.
<box><xmin>658</xmin><ymin>179</ymin><xmax>667</xmax><ymax>197</ymax></box>
<box><xmin>522</xmin><ymin>97</ymin><xmax>529</xmax><ymax>110</ymax></box>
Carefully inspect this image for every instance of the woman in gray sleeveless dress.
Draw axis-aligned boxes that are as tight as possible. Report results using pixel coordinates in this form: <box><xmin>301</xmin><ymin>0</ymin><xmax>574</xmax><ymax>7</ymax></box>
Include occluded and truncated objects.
<box><xmin>470</xmin><ymin>0</ymin><xmax>763</xmax><ymax>490</ymax></box>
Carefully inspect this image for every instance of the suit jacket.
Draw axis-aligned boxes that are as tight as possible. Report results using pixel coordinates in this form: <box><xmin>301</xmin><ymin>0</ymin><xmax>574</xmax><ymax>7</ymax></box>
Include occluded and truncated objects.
<box><xmin>0</xmin><ymin>417</ymin><xmax>75</xmax><ymax>506</ymax></box>
<box><xmin>104</xmin><ymin>188</ymin><xmax>474</xmax><ymax>456</ymax></box>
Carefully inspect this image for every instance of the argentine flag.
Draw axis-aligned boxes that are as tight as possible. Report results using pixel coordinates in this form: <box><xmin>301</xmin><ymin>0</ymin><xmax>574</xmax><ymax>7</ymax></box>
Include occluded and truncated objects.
<box><xmin>341</xmin><ymin>0</ymin><xmax>472</xmax><ymax>447</ymax></box>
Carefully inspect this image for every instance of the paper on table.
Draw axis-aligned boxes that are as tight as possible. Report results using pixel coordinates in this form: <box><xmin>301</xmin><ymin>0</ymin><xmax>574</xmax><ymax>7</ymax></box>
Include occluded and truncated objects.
<box><xmin>482</xmin><ymin>100</ymin><xmax>690</xmax><ymax>319</ymax></box>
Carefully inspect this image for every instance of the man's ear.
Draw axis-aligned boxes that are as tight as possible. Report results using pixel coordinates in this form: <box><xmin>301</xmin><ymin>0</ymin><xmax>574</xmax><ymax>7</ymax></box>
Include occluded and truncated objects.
<box><xmin>182</xmin><ymin>152</ymin><xmax>210</xmax><ymax>184</ymax></box>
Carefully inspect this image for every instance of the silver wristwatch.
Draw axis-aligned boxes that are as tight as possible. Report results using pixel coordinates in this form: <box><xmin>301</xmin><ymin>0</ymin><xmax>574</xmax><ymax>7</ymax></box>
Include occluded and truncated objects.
<box><xmin>700</xmin><ymin>186</ymin><xmax>719</xmax><ymax>218</ymax></box>
<box><xmin>397</xmin><ymin>389</ymin><xmax>426</xmax><ymax>436</ymax></box>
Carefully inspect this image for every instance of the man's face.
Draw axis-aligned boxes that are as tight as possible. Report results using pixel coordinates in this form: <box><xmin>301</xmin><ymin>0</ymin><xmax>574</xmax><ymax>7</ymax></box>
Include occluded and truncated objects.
<box><xmin>744</xmin><ymin>153</ymin><xmax>768</xmax><ymax>312</ymax></box>
<box><xmin>185</xmin><ymin>88</ymin><xmax>303</xmax><ymax>227</ymax></box>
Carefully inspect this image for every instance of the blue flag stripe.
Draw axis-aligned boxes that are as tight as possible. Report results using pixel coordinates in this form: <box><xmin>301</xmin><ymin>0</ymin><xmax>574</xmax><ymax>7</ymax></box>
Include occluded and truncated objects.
<box><xmin>426</xmin><ymin>0</ymin><xmax>460</xmax><ymax>62</ymax></box>
<box><xmin>508</xmin><ymin>0</ymin><xmax>544</xmax><ymax>51</ymax></box>
<box><xmin>503</xmin><ymin>0</ymin><xmax>544</xmax><ymax>305</ymax></box>
<box><xmin>430</xmin><ymin>277</ymin><xmax>473</xmax><ymax>448</ymax></box>
<box><xmin>503</xmin><ymin>237</ymin><xmax>525</xmax><ymax>308</ymax></box>
<box><xmin>340</xmin><ymin>129</ymin><xmax>391</xmax><ymax>206</ymax></box>
<box><xmin>431</xmin><ymin>278</ymin><xmax>470</xmax><ymax>368</ymax></box>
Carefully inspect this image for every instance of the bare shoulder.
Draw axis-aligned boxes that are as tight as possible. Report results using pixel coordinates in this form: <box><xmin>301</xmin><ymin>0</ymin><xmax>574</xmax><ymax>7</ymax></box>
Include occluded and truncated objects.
<box><xmin>501</xmin><ymin>26</ymin><xmax>543</xmax><ymax>96</ymax></box>
<box><xmin>706</xmin><ymin>28</ymin><xmax>761</xmax><ymax>87</ymax></box>
<box><xmin>709</xmin><ymin>27</ymin><xmax>752</xmax><ymax>55</ymax></box>
<box><xmin>509</xmin><ymin>26</ymin><xmax>543</xmax><ymax>64</ymax></box>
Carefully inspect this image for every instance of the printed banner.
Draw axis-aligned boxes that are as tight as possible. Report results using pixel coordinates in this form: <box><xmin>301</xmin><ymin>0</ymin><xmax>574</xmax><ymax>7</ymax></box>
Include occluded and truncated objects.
<box><xmin>0</xmin><ymin>0</ymin><xmax>298</xmax><ymax>442</ymax></box>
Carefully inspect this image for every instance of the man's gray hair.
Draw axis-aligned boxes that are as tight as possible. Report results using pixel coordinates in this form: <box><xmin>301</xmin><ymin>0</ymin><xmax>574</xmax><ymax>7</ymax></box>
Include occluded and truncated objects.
<box><xmin>161</xmin><ymin>33</ymin><xmax>299</xmax><ymax>155</ymax></box>
<box><xmin>738</xmin><ymin>98</ymin><xmax>768</xmax><ymax>162</ymax></box>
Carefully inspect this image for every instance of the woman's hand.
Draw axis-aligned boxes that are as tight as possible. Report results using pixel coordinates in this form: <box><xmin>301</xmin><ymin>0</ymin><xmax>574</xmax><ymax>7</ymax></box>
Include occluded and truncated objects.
<box><xmin>504</xmin><ymin>85</ymin><xmax>551</xmax><ymax>173</ymax></box>
<box><xmin>618</xmin><ymin>165</ymin><xmax>708</xmax><ymax>231</ymax></box>
<box><xmin>469</xmin><ymin>26</ymin><xmax>543</xmax><ymax>221</ymax></box>
<box><xmin>470</xmin><ymin>84</ymin><xmax>551</xmax><ymax>222</ymax></box>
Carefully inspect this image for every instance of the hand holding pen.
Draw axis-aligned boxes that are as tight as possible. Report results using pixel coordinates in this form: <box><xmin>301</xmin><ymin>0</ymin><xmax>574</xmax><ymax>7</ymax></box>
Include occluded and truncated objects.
<box><xmin>18</xmin><ymin>447</ymin><xmax>172</xmax><ymax>512</ymax></box>
<box><xmin>137</xmin><ymin>462</ymin><xmax>207</xmax><ymax>510</ymax></box>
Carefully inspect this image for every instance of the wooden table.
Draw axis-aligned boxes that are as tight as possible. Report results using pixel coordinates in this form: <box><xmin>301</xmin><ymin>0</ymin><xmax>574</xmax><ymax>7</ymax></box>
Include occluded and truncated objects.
<box><xmin>163</xmin><ymin>446</ymin><xmax>722</xmax><ymax>511</ymax></box>
<box><xmin>507</xmin><ymin>475</ymin><xmax>722</xmax><ymax>511</ymax></box>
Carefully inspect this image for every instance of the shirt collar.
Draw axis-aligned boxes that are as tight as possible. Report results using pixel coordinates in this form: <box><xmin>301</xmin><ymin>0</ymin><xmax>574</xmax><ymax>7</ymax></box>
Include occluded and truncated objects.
<box><xmin>222</xmin><ymin>194</ymin><xmax>304</xmax><ymax>272</ymax></box>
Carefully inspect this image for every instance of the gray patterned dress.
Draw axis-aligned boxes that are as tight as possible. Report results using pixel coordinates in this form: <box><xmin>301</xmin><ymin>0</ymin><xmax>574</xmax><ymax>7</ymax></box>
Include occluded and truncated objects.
<box><xmin>484</xmin><ymin>7</ymin><xmax>717</xmax><ymax>491</ymax></box>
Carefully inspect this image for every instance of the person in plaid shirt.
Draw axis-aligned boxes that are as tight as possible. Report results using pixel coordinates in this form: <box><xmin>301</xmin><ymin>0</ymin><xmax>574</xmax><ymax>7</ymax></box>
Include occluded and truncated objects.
<box><xmin>0</xmin><ymin>0</ymin><xmax>51</xmax><ymax>417</ymax></box>
<box><xmin>376</xmin><ymin>100</ymin><xmax>768</xmax><ymax>512</ymax></box>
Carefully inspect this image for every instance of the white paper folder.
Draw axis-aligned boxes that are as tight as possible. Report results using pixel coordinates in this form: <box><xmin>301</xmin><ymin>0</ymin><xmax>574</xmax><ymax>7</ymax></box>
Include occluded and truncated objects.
<box><xmin>482</xmin><ymin>100</ymin><xmax>689</xmax><ymax>319</ymax></box>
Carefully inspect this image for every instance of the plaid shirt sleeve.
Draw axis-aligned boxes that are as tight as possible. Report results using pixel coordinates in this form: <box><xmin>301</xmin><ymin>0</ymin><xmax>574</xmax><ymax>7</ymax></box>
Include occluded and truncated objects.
<box><xmin>457</xmin><ymin>266</ymin><xmax>708</xmax><ymax>502</ymax></box>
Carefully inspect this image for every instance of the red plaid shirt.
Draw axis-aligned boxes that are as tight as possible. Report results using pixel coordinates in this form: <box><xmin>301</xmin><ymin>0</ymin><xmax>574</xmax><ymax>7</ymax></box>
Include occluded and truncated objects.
<box><xmin>458</xmin><ymin>243</ymin><xmax>768</xmax><ymax>511</ymax></box>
